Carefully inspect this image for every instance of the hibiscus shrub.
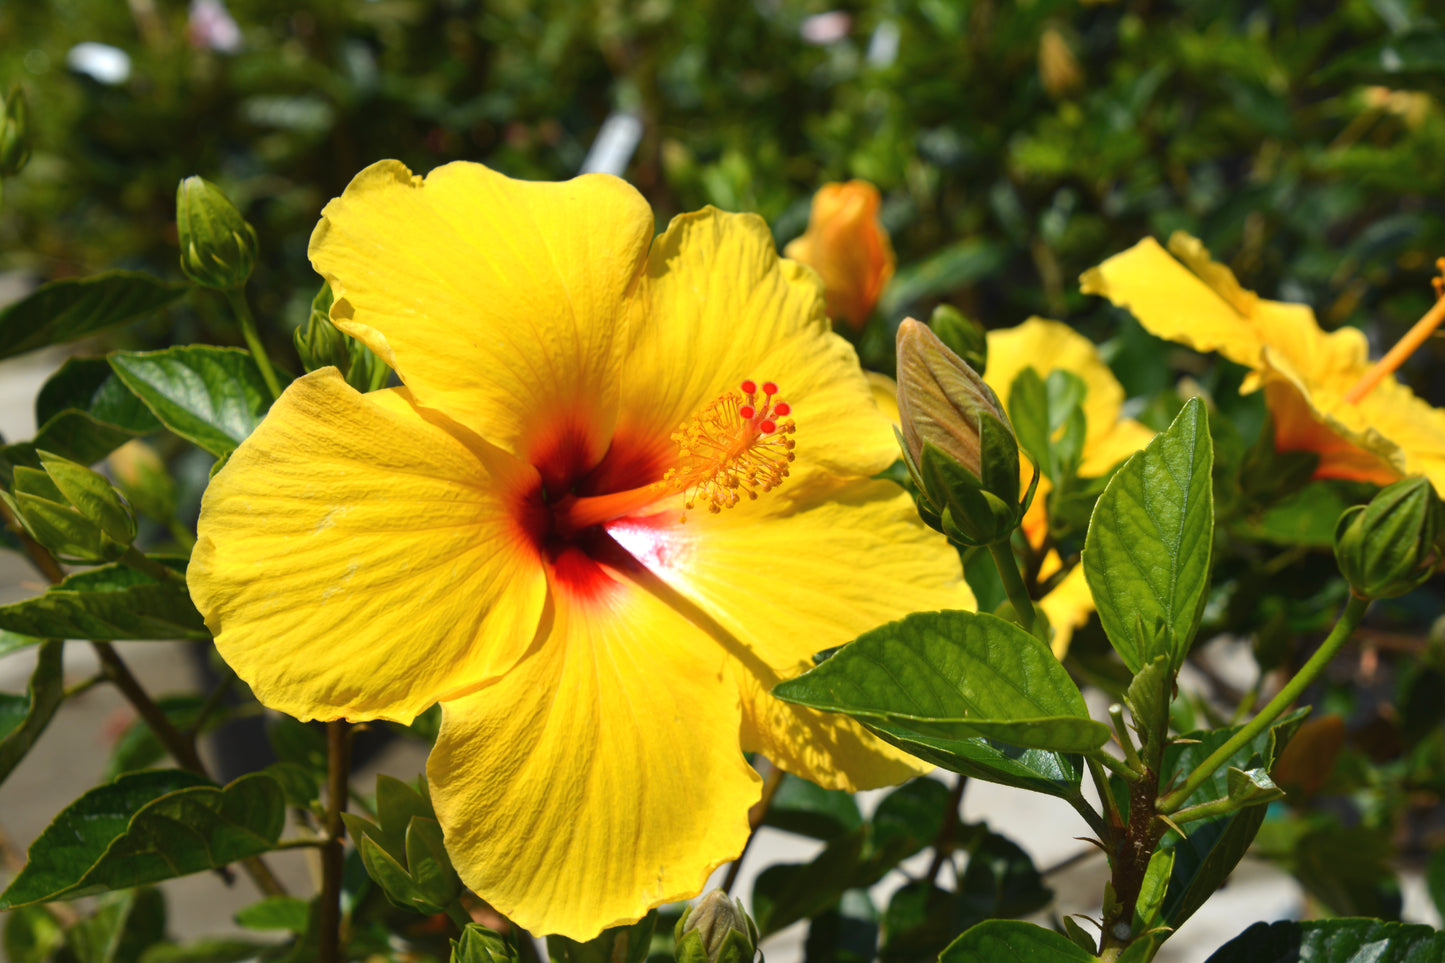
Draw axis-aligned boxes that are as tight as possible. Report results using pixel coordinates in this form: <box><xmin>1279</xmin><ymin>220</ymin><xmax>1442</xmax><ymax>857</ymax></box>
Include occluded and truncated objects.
<box><xmin>3</xmin><ymin>3</ymin><xmax>1445</xmax><ymax>963</ymax></box>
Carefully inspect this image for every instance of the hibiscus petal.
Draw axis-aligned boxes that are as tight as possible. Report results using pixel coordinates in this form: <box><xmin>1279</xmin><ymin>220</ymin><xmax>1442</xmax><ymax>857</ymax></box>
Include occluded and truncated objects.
<box><xmin>605</xmin><ymin>208</ymin><xmax>895</xmax><ymax>486</ymax></box>
<box><xmin>608</xmin><ymin>479</ymin><xmax>969</xmax><ymax>790</ymax></box>
<box><xmin>427</xmin><ymin>576</ymin><xmax>759</xmax><ymax>940</ymax></box>
<box><xmin>190</xmin><ymin>369</ymin><xmax>547</xmax><ymax>723</ymax></box>
<box><xmin>307</xmin><ymin>160</ymin><xmax>653</xmax><ymax>478</ymax></box>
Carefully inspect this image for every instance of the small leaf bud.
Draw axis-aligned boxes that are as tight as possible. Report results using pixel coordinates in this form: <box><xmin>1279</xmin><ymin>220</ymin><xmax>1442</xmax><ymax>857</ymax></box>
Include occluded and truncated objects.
<box><xmin>6</xmin><ymin>454</ymin><xmax>136</xmax><ymax>562</ymax></box>
<box><xmin>452</xmin><ymin>924</ymin><xmax>519</xmax><ymax>963</ymax></box>
<box><xmin>895</xmin><ymin>317</ymin><xmax>1034</xmax><ymax>546</ymax></box>
<box><xmin>1333</xmin><ymin>476</ymin><xmax>1443</xmax><ymax>600</ymax></box>
<box><xmin>294</xmin><ymin>282</ymin><xmax>390</xmax><ymax>392</ymax></box>
<box><xmin>674</xmin><ymin>891</ymin><xmax>759</xmax><ymax>963</ymax></box>
<box><xmin>0</xmin><ymin>85</ymin><xmax>30</xmax><ymax>178</ymax></box>
<box><xmin>176</xmin><ymin>175</ymin><xmax>258</xmax><ymax>290</ymax></box>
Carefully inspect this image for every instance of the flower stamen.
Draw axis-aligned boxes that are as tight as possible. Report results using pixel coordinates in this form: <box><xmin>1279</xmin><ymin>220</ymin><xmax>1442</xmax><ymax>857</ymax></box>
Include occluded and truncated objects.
<box><xmin>663</xmin><ymin>380</ymin><xmax>797</xmax><ymax>522</ymax></box>
<box><xmin>1343</xmin><ymin>257</ymin><xmax>1445</xmax><ymax>404</ymax></box>
<box><xmin>547</xmin><ymin>380</ymin><xmax>797</xmax><ymax>535</ymax></box>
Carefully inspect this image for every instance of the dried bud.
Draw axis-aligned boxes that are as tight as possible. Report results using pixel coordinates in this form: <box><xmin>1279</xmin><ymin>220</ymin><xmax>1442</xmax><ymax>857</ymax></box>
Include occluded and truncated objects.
<box><xmin>176</xmin><ymin>175</ymin><xmax>258</xmax><ymax>289</ymax></box>
<box><xmin>0</xmin><ymin>85</ymin><xmax>30</xmax><ymax>178</ymax></box>
<box><xmin>3</xmin><ymin>452</ymin><xmax>136</xmax><ymax>563</ymax></box>
<box><xmin>895</xmin><ymin>317</ymin><xmax>1033</xmax><ymax>547</ymax></box>
<box><xmin>674</xmin><ymin>891</ymin><xmax>758</xmax><ymax>963</ymax></box>
<box><xmin>784</xmin><ymin>180</ymin><xmax>895</xmax><ymax>330</ymax></box>
<box><xmin>294</xmin><ymin>282</ymin><xmax>390</xmax><ymax>392</ymax></box>
<box><xmin>1333</xmin><ymin>476</ymin><xmax>1442</xmax><ymax>600</ymax></box>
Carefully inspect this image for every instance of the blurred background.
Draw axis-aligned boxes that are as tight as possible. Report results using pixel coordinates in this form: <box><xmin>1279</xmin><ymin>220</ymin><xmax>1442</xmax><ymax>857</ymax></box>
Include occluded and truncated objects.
<box><xmin>4</xmin><ymin>1</ymin><xmax>1445</xmax><ymax>959</ymax></box>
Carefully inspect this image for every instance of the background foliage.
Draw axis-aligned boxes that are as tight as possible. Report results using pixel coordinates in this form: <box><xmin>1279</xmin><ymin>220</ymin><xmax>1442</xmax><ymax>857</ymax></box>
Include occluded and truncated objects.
<box><xmin>3</xmin><ymin>0</ymin><xmax>1445</xmax><ymax>961</ymax></box>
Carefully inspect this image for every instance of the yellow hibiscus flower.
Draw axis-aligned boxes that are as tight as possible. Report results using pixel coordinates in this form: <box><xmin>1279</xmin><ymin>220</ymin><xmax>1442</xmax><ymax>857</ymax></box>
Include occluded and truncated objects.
<box><xmin>984</xmin><ymin>318</ymin><xmax>1156</xmax><ymax>657</ymax></box>
<box><xmin>1081</xmin><ymin>233</ymin><xmax>1445</xmax><ymax>494</ymax></box>
<box><xmin>188</xmin><ymin>160</ymin><xmax>966</xmax><ymax>940</ymax></box>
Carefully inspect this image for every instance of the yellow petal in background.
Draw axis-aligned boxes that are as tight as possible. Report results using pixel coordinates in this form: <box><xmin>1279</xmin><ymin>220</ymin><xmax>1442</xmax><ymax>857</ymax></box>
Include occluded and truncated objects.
<box><xmin>308</xmin><ymin>159</ymin><xmax>654</xmax><ymax>482</ymax></box>
<box><xmin>190</xmin><ymin>369</ymin><xmax>548</xmax><ymax>723</ymax></box>
<box><xmin>427</xmin><ymin>577</ymin><xmax>759</xmax><ymax>941</ymax></box>
<box><xmin>609</xmin><ymin>478</ymin><xmax>968</xmax><ymax>789</ymax></box>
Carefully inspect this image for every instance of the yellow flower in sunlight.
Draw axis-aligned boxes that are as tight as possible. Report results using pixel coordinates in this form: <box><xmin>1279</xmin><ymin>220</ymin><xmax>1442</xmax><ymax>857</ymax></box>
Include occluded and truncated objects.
<box><xmin>984</xmin><ymin>318</ymin><xmax>1156</xmax><ymax>657</ymax></box>
<box><xmin>784</xmin><ymin>180</ymin><xmax>896</xmax><ymax>330</ymax></box>
<box><xmin>188</xmin><ymin>161</ymin><xmax>967</xmax><ymax>940</ymax></box>
<box><xmin>1081</xmin><ymin>232</ymin><xmax>1445</xmax><ymax>494</ymax></box>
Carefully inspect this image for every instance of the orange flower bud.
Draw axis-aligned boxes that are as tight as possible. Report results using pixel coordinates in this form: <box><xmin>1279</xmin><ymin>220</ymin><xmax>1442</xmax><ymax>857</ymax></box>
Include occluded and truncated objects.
<box><xmin>785</xmin><ymin>180</ymin><xmax>895</xmax><ymax>329</ymax></box>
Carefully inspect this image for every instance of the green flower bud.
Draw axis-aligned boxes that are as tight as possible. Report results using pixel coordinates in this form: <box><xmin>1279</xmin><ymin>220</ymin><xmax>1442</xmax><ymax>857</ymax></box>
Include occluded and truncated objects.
<box><xmin>452</xmin><ymin>924</ymin><xmax>518</xmax><ymax>963</ymax></box>
<box><xmin>4</xmin><ymin>453</ymin><xmax>136</xmax><ymax>563</ymax></box>
<box><xmin>294</xmin><ymin>282</ymin><xmax>390</xmax><ymax>392</ymax></box>
<box><xmin>895</xmin><ymin>317</ymin><xmax>1035</xmax><ymax>547</ymax></box>
<box><xmin>928</xmin><ymin>304</ymin><xmax>987</xmax><ymax>375</ymax></box>
<box><xmin>1333</xmin><ymin>476</ymin><xmax>1442</xmax><ymax>600</ymax></box>
<box><xmin>176</xmin><ymin>175</ymin><xmax>258</xmax><ymax>290</ymax></box>
<box><xmin>0</xmin><ymin>85</ymin><xmax>30</xmax><ymax>178</ymax></box>
<box><xmin>674</xmin><ymin>891</ymin><xmax>758</xmax><ymax>963</ymax></box>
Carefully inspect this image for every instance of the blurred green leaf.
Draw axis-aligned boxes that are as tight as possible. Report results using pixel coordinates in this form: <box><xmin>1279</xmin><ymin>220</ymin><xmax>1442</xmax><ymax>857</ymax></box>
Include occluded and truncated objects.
<box><xmin>0</xmin><ymin>273</ymin><xmax>186</xmax><ymax>362</ymax></box>
<box><xmin>880</xmin><ymin>240</ymin><xmax>1009</xmax><ymax>319</ymax></box>
<box><xmin>0</xmin><ymin>770</ymin><xmax>285</xmax><ymax>908</ymax></box>
<box><xmin>939</xmin><ymin>919</ymin><xmax>1094</xmax><ymax>962</ymax></box>
<box><xmin>234</xmin><ymin>896</ymin><xmax>311</xmax><ymax>933</ymax></box>
<box><xmin>764</xmin><ymin>772</ymin><xmax>864</xmax><ymax>841</ymax></box>
<box><xmin>65</xmin><ymin>886</ymin><xmax>166</xmax><ymax>963</ymax></box>
<box><xmin>955</xmin><ymin>831</ymin><xmax>1051</xmax><ymax>925</ymax></box>
<box><xmin>775</xmin><ymin>610</ymin><xmax>1109</xmax><ymax>753</ymax></box>
<box><xmin>548</xmin><ymin>912</ymin><xmax>654</xmax><ymax>963</ymax></box>
<box><xmin>1084</xmin><ymin>397</ymin><xmax>1214</xmax><ymax>673</ymax></box>
<box><xmin>752</xmin><ymin>832</ymin><xmax>866</xmax><ymax>936</ymax></box>
<box><xmin>0</xmin><ymin>559</ymin><xmax>206</xmax><ymax>641</ymax></box>
<box><xmin>0</xmin><ymin>639</ymin><xmax>63</xmax><ymax>786</ymax></box>
<box><xmin>109</xmin><ymin>347</ymin><xmax>274</xmax><ymax>458</ymax></box>
<box><xmin>805</xmin><ymin>889</ymin><xmax>877</xmax><ymax>963</ymax></box>
<box><xmin>1</xmin><ymin>902</ymin><xmax>62</xmax><ymax>963</ymax></box>
<box><xmin>1204</xmin><ymin>919</ymin><xmax>1445</xmax><ymax>962</ymax></box>
<box><xmin>103</xmin><ymin>695</ymin><xmax>210</xmax><ymax>780</ymax></box>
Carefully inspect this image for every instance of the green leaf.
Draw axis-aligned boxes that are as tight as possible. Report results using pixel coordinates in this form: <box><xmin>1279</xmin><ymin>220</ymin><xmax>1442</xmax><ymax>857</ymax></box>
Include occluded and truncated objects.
<box><xmin>1204</xmin><ymin>919</ymin><xmax>1445</xmax><ymax>963</ymax></box>
<box><xmin>1124</xmin><ymin>655</ymin><xmax>1172</xmax><ymax>768</ymax></box>
<box><xmin>65</xmin><ymin>886</ymin><xmax>166</xmax><ymax>963</ymax></box>
<box><xmin>867</xmin><ymin>778</ymin><xmax>953</xmax><ymax>873</ymax></box>
<box><xmin>0</xmin><ymin>630</ymin><xmax>44</xmax><ymax>658</ymax></box>
<box><xmin>1425</xmin><ymin>846</ymin><xmax>1445</xmax><ymax>921</ymax></box>
<box><xmin>774</xmin><ymin>610</ymin><xmax>1109</xmax><ymax>753</ymax></box>
<box><xmin>25</xmin><ymin>358</ymin><xmax>163</xmax><ymax>466</ymax></box>
<box><xmin>879</xmin><ymin>882</ymin><xmax>957</xmax><ymax>963</ymax></box>
<box><xmin>752</xmin><ymin>832</ymin><xmax>866</xmax><ymax>936</ymax></box>
<box><xmin>955</xmin><ymin>831</ymin><xmax>1051</xmax><ymax>924</ymax></box>
<box><xmin>1158</xmin><ymin>710</ymin><xmax>1307</xmax><ymax>929</ymax></box>
<box><xmin>3</xmin><ymin>904</ymin><xmax>63</xmax><ymax>963</ymax></box>
<box><xmin>103</xmin><ymin>695</ymin><xmax>210</xmax><ymax>780</ymax></box>
<box><xmin>0</xmin><ymin>640</ymin><xmax>64</xmax><ymax>785</ymax></box>
<box><xmin>879</xmin><ymin>239</ymin><xmax>1009</xmax><ymax>318</ymax></box>
<box><xmin>139</xmin><ymin>938</ymin><xmax>283</xmax><ymax>963</ymax></box>
<box><xmin>0</xmin><ymin>272</ymin><xmax>186</xmax><ymax>362</ymax></box>
<box><xmin>234</xmin><ymin>896</ymin><xmax>312</xmax><ymax>933</ymax></box>
<box><xmin>547</xmin><ymin>912</ymin><xmax>655</xmax><ymax>963</ymax></box>
<box><xmin>865</xmin><ymin>721</ymin><xmax>1085</xmax><ymax>800</ymax></box>
<box><xmin>109</xmin><ymin>347</ymin><xmax>274</xmax><ymax>457</ymax></box>
<box><xmin>0</xmin><ymin>560</ymin><xmax>206</xmax><ymax>641</ymax></box>
<box><xmin>1224</xmin><ymin>766</ymin><xmax>1284</xmax><ymax>808</ymax></box>
<box><xmin>764</xmin><ymin>773</ymin><xmax>864</xmax><ymax>841</ymax></box>
<box><xmin>452</xmin><ymin>924</ymin><xmax>519</xmax><ymax>963</ymax></box>
<box><xmin>0</xmin><ymin>770</ymin><xmax>285</xmax><ymax>908</ymax></box>
<box><xmin>1133</xmin><ymin>846</ymin><xmax>1174</xmax><ymax>933</ymax></box>
<box><xmin>1083</xmin><ymin>396</ymin><xmax>1214</xmax><ymax>672</ymax></box>
<box><xmin>806</xmin><ymin>889</ymin><xmax>877</xmax><ymax>963</ymax></box>
<box><xmin>939</xmin><ymin>919</ymin><xmax>1095</xmax><ymax>962</ymax></box>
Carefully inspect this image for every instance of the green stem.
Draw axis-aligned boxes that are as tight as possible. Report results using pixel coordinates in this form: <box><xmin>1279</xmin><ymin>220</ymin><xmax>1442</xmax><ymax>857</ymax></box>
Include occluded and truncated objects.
<box><xmin>987</xmin><ymin>538</ymin><xmax>1036</xmax><ymax>632</ymax></box>
<box><xmin>1092</xmin><ymin>749</ymin><xmax>1141</xmax><ymax>782</ymax></box>
<box><xmin>1158</xmin><ymin>593</ymin><xmax>1370</xmax><ymax>813</ymax></box>
<box><xmin>444</xmin><ymin>901</ymin><xmax>473</xmax><ymax>932</ymax></box>
<box><xmin>318</xmin><ymin>721</ymin><xmax>353</xmax><ymax>963</ymax></box>
<box><xmin>225</xmin><ymin>287</ymin><xmax>283</xmax><ymax>400</ymax></box>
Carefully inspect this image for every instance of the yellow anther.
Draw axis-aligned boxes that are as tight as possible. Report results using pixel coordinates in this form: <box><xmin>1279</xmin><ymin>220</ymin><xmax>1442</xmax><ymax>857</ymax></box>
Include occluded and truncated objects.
<box><xmin>663</xmin><ymin>380</ymin><xmax>796</xmax><ymax>521</ymax></box>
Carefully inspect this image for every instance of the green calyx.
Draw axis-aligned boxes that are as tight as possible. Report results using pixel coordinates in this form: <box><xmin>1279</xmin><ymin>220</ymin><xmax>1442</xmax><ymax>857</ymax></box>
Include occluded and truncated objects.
<box><xmin>4</xmin><ymin>453</ymin><xmax>136</xmax><ymax>563</ymax></box>
<box><xmin>673</xmin><ymin>892</ymin><xmax>758</xmax><ymax>963</ymax></box>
